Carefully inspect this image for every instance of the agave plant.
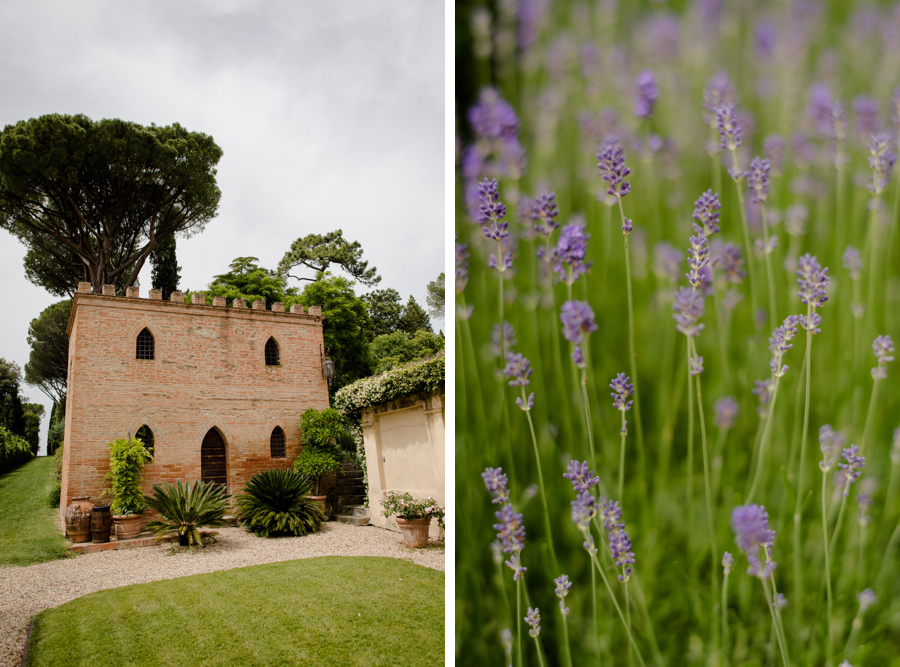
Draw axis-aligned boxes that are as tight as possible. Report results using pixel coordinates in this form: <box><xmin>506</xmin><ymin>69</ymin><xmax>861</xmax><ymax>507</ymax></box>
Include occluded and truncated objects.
<box><xmin>234</xmin><ymin>468</ymin><xmax>325</xmax><ymax>537</ymax></box>
<box><xmin>144</xmin><ymin>480</ymin><xmax>229</xmax><ymax>547</ymax></box>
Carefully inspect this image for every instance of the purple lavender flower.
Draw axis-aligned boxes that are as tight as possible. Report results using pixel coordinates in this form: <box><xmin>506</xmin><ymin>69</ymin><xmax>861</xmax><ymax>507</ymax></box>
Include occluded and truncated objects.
<box><xmin>872</xmin><ymin>335</ymin><xmax>894</xmax><ymax>380</ymax></box>
<box><xmin>819</xmin><ymin>424</ymin><xmax>845</xmax><ymax>472</ymax></box>
<box><xmin>654</xmin><ymin>242</ymin><xmax>683</xmax><ymax>283</ymax></box>
<box><xmin>454</xmin><ymin>235</ymin><xmax>469</xmax><ymax>293</ymax></box>
<box><xmin>722</xmin><ymin>551</ymin><xmax>734</xmax><ymax>574</ymax></box>
<box><xmin>687</xmin><ymin>234</ymin><xmax>710</xmax><ymax>288</ymax></box>
<box><xmin>746</xmin><ymin>157</ymin><xmax>771</xmax><ymax>204</ymax></box>
<box><xmin>774</xmin><ymin>593</ymin><xmax>787</xmax><ymax>609</ymax></box>
<box><xmin>483</xmin><ymin>467</ymin><xmax>510</xmax><ymax>504</ymax></box>
<box><xmin>504</xmin><ymin>352</ymin><xmax>533</xmax><ymax>387</ymax></box>
<box><xmin>830</xmin><ymin>102</ymin><xmax>848</xmax><ymax>143</ymax></box>
<box><xmin>714</xmin><ymin>397</ymin><xmax>739</xmax><ymax>430</ymax></box>
<box><xmin>524</xmin><ymin>607</ymin><xmax>541</xmax><ymax>638</ymax></box>
<box><xmin>892</xmin><ymin>427</ymin><xmax>900</xmax><ymax>465</ymax></box>
<box><xmin>469</xmin><ymin>88</ymin><xmax>519</xmax><ymax>140</ymax></box>
<box><xmin>703</xmin><ymin>72</ymin><xmax>732</xmax><ymax>128</ymax></box>
<box><xmin>768</xmin><ymin>315</ymin><xmax>799</xmax><ymax>377</ymax></box>
<box><xmin>494</xmin><ymin>503</ymin><xmax>525</xmax><ymax>551</ymax></box>
<box><xmin>597</xmin><ymin>142</ymin><xmax>632</xmax><ymax>199</ymax></box>
<box><xmin>763</xmin><ymin>135</ymin><xmax>785</xmax><ymax>175</ymax></box>
<box><xmin>552</xmin><ymin>221</ymin><xmax>592</xmax><ymax>284</ymax></box>
<box><xmin>797</xmin><ymin>253</ymin><xmax>829</xmax><ymax>310</ymax></box>
<box><xmin>843</xmin><ymin>245</ymin><xmax>862</xmax><ymax>280</ymax></box>
<box><xmin>673</xmin><ymin>286</ymin><xmax>706</xmax><ymax>337</ymax></box>
<box><xmin>753</xmin><ymin>378</ymin><xmax>775</xmax><ymax>417</ymax></box>
<box><xmin>754</xmin><ymin>18</ymin><xmax>777</xmax><ymax>60</ymax></box>
<box><xmin>609</xmin><ymin>526</ymin><xmax>635</xmax><ymax>581</ymax></box>
<box><xmin>853</xmin><ymin>96</ymin><xmax>880</xmax><ymax>139</ymax></box>
<box><xmin>532</xmin><ymin>191</ymin><xmax>560</xmax><ymax>236</ymax></box>
<box><xmin>868</xmin><ymin>134</ymin><xmax>896</xmax><ymax>196</ymax></box>
<box><xmin>554</xmin><ymin>575</ymin><xmax>572</xmax><ymax>615</ymax></box>
<box><xmin>571</xmin><ymin>345</ymin><xmax>585</xmax><ymax>369</ymax></box>
<box><xmin>564</xmin><ymin>460</ymin><xmax>600</xmax><ymax>493</ymax></box>
<box><xmin>491</xmin><ymin>322</ymin><xmax>517</xmax><ymax>357</ymax></box>
<box><xmin>839</xmin><ymin>445</ymin><xmax>865</xmax><ymax>494</ymax></box>
<box><xmin>689</xmin><ymin>355</ymin><xmax>704</xmax><ymax>376</ymax></box>
<box><xmin>715</xmin><ymin>104</ymin><xmax>742</xmax><ymax>151</ymax></box>
<box><xmin>692</xmin><ymin>190</ymin><xmax>722</xmax><ymax>236</ymax></box>
<box><xmin>633</xmin><ymin>70</ymin><xmax>659</xmax><ymax>120</ymax></box>
<box><xmin>857</xmin><ymin>492</ymin><xmax>872</xmax><ymax>526</ymax></box>
<box><xmin>858</xmin><ymin>588</ymin><xmax>877</xmax><ymax>613</ymax></box>
<box><xmin>478</xmin><ymin>178</ymin><xmax>509</xmax><ymax>262</ymax></box>
<box><xmin>571</xmin><ymin>491</ymin><xmax>597</xmax><ymax>529</ymax></box>
<box><xmin>516</xmin><ymin>392</ymin><xmax>535</xmax><ymax>411</ymax></box>
<box><xmin>808</xmin><ymin>83</ymin><xmax>834</xmax><ymax>136</ymax></box>
<box><xmin>711</xmin><ymin>241</ymin><xmax>745</xmax><ymax>284</ymax></box>
<box><xmin>731</xmin><ymin>503</ymin><xmax>776</xmax><ymax>578</ymax></box>
<box><xmin>599</xmin><ymin>497</ymin><xmax>623</xmax><ymax>529</ymax></box>
<box><xmin>610</xmin><ymin>373</ymin><xmax>634</xmax><ymax>412</ymax></box>
<box><xmin>560</xmin><ymin>300</ymin><xmax>598</xmax><ymax>344</ymax></box>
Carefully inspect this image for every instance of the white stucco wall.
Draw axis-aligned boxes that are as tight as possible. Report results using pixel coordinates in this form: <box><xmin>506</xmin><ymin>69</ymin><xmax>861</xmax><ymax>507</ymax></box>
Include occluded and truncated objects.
<box><xmin>361</xmin><ymin>391</ymin><xmax>445</xmax><ymax>538</ymax></box>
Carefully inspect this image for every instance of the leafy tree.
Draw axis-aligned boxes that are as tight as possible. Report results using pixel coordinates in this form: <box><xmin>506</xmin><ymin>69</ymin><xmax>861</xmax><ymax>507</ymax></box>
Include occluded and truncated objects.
<box><xmin>23</xmin><ymin>410</ymin><xmax>41</xmax><ymax>456</ymax></box>
<box><xmin>278</xmin><ymin>230</ymin><xmax>380</xmax><ymax>287</ymax></box>
<box><xmin>362</xmin><ymin>288</ymin><xmax>404</xmax><ymax>340</ymax></box>
<box><xmin>0</xmin><ymin>359</ymin><xmax>26</xmax><ymax>439</ymax></box>
<box><xmin>24</xmin><ymin>299</ymin><xmax>71</xmax><ymax>407</ymax></box>
<box><xmin>0</xmin><ymin>114</ymin><xmax>222</xmax><ymax>295</ymax></box>
<box><xmin>47</xmin><ymin>400</ymin><xmax>65</xmax><ymax>456</ymax></box>
<box><xmin>426</xmin><ymin>272</ymin><xmax>445</xmax><ymax>320</ymax></box>
<box><xmin>397</xmin><ymin>296</ymin><xmax>433</xmax><ymax>335</ymax></box>
<box><xmin>297</xmin><ymin>274</ymin><xmax>374</xmax><ymax>390</ymax></box>
<box><xmin>150</xmin><ymin>233</ymin><xmax>181</xmax><ymax>301</ymax></box>
<box><xmin>370</xmin><ymin>330</ymin><xmax>445</xmax><ymax>373</ymax></box>
<box><xmin>204</xmin><ymin>257</ymin><xmax>295</xmax><ymax>307</ymax></box>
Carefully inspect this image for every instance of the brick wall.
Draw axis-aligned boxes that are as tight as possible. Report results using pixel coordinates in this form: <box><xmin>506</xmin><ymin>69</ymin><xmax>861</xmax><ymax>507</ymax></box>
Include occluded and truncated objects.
<box><xmin>60</xmin><ymin>284</ymin><xmax>330</xmax><ymax>522</ymax></box>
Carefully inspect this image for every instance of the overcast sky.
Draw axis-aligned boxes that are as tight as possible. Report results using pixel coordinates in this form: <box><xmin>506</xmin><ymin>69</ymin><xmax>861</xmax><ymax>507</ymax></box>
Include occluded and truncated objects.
<box><xmin>0</xmin><ymin>1</ymin><xmax>444</xmax><ymax>454</ymax></box>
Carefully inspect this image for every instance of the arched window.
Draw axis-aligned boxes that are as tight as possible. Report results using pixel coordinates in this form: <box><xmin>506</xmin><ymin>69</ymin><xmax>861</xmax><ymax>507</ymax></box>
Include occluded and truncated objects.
<box><xmin>265</xmin><ymin>337</ymin><xmax>280</xmax><ymax>366</ymax></box>
<box><xmin>270</xmin><ymin>426</ymin><xmax>286</xmax><ymax>458</ymax></box>
<box><xmin>136</xmin><ymin>328</ymin><xmax>155</xmax><ymax>360</ymax></box>
<box><xmin>135</xmin><ymin>425</ymin><xmax>154</xmax><ymax>457</ymax></box>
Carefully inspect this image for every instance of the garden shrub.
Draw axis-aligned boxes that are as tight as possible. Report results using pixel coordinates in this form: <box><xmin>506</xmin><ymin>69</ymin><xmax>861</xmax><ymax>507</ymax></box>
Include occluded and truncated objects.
<box><xmin>0</xmin><ymin>424</ymin><xmax>34</xmax><ymax>474</ymax></box>
<box><xmin>144</xmin><ymin>480</ymin><xmax>229</xmax><ymax>547</ymax></box>
<box><xmin>104</xmin><ymin>436</ymin><xmax>152</xmax><ymax>515</ymax></box>
<box><xmin>234</xmin><ymin>468</ymin><xmax>324</xmax><ymax>537</ymax></box>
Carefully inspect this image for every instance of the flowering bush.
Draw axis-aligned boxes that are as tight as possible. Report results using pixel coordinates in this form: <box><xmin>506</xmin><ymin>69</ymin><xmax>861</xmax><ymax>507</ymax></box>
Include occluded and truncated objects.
<box><xmin>333</xmin><ymin>354</ymin><xmax>444</xmax><ymax>421</ymax></box>
<box><xmin>380</xmin><ymin>491</ymin><xmax>445</xmax><ymax>530</ymax></box>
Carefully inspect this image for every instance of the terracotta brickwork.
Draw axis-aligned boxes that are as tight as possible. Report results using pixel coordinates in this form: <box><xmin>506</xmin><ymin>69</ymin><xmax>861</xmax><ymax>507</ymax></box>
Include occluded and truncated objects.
<box><xmin>60</xmin><ymin>284</ymin><xmax>330</xmax><ymax>522</ymax></box>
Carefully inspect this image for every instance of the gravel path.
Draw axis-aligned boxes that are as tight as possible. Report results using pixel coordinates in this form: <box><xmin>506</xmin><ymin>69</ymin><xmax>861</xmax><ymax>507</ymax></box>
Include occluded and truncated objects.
<box><xmin>0</xmin><ymin>522</ymin><xmax>444</xmax><ymax>667</ymax></box>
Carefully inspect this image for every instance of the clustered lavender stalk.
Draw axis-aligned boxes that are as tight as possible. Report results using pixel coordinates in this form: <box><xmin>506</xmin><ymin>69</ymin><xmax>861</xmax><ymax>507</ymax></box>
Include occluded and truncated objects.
<box><xmin>633</xmin><ymin>70</ymin><xmax>659</xmax><ymax>120</ymax></box>
<box><xmin>533</xmin><ymin>191</ymin><xmax>560</xmax><ymax>262</ymax></box>
<box><xmin>479</xmin><ymin>178</ymin><xmax>512</xmax><ymax>272</ymax></box>
<box><xmin>483</xmin><ymin>467</ymin><xmax>527</xmax><ymax>580</ymax></box>
<box><xmin>611</xmin><ymin>372</ymin><xmax>634</xmax><ymax>500</ymax></box>
<box><xmin>714</xmin><ymin>397</ymin><xmax>739</xmax><ymax>430</ymax></box>
<box><xmin>871</xmin><ymin>334</ymin><xmax>894</xmax><ymax>380</ymax></box>
<box><xmin>552</xmin><ymin>221</ymin><xmax>592</xmax><ymax>294</ymax></box>
<box><xmin>503</xmin><ymin>351</ymin><xmax>535</xmax><ymax>411</ymax></box>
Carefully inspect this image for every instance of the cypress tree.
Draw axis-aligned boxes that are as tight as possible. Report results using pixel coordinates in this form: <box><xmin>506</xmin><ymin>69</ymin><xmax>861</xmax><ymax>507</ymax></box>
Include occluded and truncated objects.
<box><xmin>150</xmin><ymin>234</ymin><xmax>181</xmax><ymax>301</ymax></box>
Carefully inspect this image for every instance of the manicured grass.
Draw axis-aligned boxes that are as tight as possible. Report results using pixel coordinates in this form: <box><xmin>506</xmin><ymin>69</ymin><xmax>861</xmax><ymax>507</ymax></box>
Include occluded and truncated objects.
<box><xmin>0</xmin><ymin>457</ymin><xmax>70</xmax><ymax>567</ymax></box>
<box><xmin>27</xmin><ymin>556</ymin><xmax>444</xmax><ymax>667</ymax></box>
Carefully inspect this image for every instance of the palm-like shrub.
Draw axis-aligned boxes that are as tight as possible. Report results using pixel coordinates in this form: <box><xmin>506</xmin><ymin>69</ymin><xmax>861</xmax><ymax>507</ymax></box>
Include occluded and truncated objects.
<box><xmin>234</xmin><ymin>469</ymin><xmax>324</xmax><ymax>538</ymax></box>
<box><xmin>144</xmin><ymin>480</ymin><xmax>229</xmax><ymax>547</ymax></box>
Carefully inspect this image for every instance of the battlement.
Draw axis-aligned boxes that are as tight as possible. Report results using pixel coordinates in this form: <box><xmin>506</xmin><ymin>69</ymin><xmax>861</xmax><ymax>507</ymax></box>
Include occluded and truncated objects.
<box><xmin>75</xmin><ymin>282</ymin><xmax>322</xmax><ymax>316</ymax></box>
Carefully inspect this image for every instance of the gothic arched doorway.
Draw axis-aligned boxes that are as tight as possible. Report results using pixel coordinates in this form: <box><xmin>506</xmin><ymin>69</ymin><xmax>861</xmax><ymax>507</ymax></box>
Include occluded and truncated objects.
<box><xmin>201</xmin><ymin>428</ymin><xmax>227</xmax><ymax>488</ymax></box>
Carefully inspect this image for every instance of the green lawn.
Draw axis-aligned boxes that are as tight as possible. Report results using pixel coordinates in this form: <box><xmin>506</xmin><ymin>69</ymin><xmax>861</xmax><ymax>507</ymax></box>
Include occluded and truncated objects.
<box><xmin>0</xmin><ymin>457</ymin><xmax>70</xmax><ymax>567</ymax></box>
<box><xmin>27</xmin><ymin>556</ymin><xmax>444</xmax><ymax>666</ymax></box>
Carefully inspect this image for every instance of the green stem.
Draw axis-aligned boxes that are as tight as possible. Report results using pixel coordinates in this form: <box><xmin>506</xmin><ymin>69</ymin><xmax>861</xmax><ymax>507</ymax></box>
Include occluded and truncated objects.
<box><xmin>560</xmin><ymin>609</ymin><xmax>573</xmax><ymax>667</ymax></box>
<box><xmin>591</xmin><ymin>559</ymin><xmax>600</xmax><ymax>666</ymax></box>
<box><xmin>523</xmin><ymin>391</ymin><xmax>560</xmax><ymax>574</ymax></box>
<box><xmin>866</xmin><ymin>197</ymin><xmax>880</xmax><ymax>336</ymax></box>
<box><xmin>747</xmin><ymin>377</ymin><xmax>781</xmax><ymax>503</ymax></box>
<box><xmin>517</xmin><ymin>576</ymin><xmax>523</xmax><ymax>667</ymax></box>
<box><xmin>533</xmin><ymin>635</ymin><xmax>546</xmax><ymax>667</ymax></box>
<box><xmin>730</xmin><ymin>150</ymin><xmax>760</xmax><ymax>325</ymax></box>
<box><xmin>792</xmin><ymin>303</ymin><xmax>814</xmax><ymax>629</ymax></box>
<box><xmin>618</xmin><ymin>411</ymin><xmax>626</xmax><ymax>501</ymax></box>
<box><xmin>822</xmin><ymin>471</ymin><xmax>834</xmax><ymax>667</ymax></box>
<box><xmin>761</xmin><ymin>576</ymin><xmax>791</xmax><ymax>667</ymax></box>
<box><xmin>686</xmin><ymin>336</ymin><xmax>695</xmax><ymax>539</ymax></box>
<box><xmin>828</xmin><ymin>492</ymin><xmax>848</xmax><ymax>559</ymax></box>
<box><xmin>618</xmin><ymin>198</ymin><xmax>645</xmax><ymax>475</ymax></box>
<box><xmin>761</xmin><ymin>204</ymin><xmax>777</xmax><ymax>332</ymax></box>
<box><xmin>581</xmin><ymin>371</ymin><xmax>597</xmax><ymax>471</ymax></box>
<box><xmin>858</xmin><ymin>379</ymin><xmax>880</xmax><ymax>457</ymax></box>
<box><xmin>722</xmin><ymin>571</ymin><xmax>730</xmax><ymax>667</ymax></box>
<box><xmin>625</xmin><ymin>581</ymin><xmax>633</xmax><ymax>667</ymax></box>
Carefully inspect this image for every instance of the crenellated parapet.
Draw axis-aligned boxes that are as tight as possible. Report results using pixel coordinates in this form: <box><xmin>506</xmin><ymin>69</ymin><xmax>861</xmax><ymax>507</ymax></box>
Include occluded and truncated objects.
<box><xmin>74</xmin><ymin>282</ymin><xmax>322</xmax><ymax>317</ymax></box>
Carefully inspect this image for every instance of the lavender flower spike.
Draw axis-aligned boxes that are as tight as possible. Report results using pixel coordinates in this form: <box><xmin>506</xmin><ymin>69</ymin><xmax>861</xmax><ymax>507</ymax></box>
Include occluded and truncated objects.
<box><xmin>692</xmin><ymin>190</ymin><xmax>722</xmax><ymax>236</ymax></box>
<box><xmin>730</xmin><ymin>503</ymin><xmax>777</xmax><ymax>578</ymax></box>
<box><xmin>715</xmin><ymin>103</ymin><xmax>742</xmax><ymax>151</ymax></box>
<box><xmin>714</xmin><ymin>397</ymin><xmax>739</xmax><ymax>430</ymax></box>
<box><xmin>633</xmin><ymin>70</ymin><xmax>659</xmax><ymax>120</ymax></box>
<box><xmin>673</xmin><ymin>286</ymin><xmax>706</xmax><ymax>338</ymax></box>
<box><xmin>564</xmin><ymin>460</ymin><xmax>600</xmax><ymax>493</ymax></box>
<box><xmin>868</xmin><ymin>134</ymin><xmax>896</xmax><ymax>196</ymax></box>
<box><xmin>482</xmin><ymin>466</ymin><xmax>510</xmax><ymax>504</ymax></box>
<box><xmin>554</xmin><ymin>575</ymin><xmax>572</xmax><ymax>615</ymax></box>
<box><xmin>687</xmin><ymin>234</ymin><xmax>710</xmax><ymax>289</ymax></box>
<box><xmin>839</xmin><ymin>445</ymin><xmax>865</xmax><ymax>495</ymax></box>
<box><xmin>722</xmin><ymin>552</ymin><xmax>734</xmax><ymax>574</ymax></box>
<box><xmin>551</xmin><ymin>221</ymin><xmax>592</xmax><ymax>284</ymax></box>
<box><xmin>503</xmin><ymin>352</ymin><xmax>533</xmax><ymax>387</ymax></box>
<box><xmin>842</xmin><ymin>246</ymin><xmax>862</xmax><ymax>280</ymax></box>
<box><xmin>872</xmin><ymin>335</ymin><xmax>894</xmax><ymax>380</ymax></box>
<box><xmin>609</xmin><ymin>523</ymin><xmax>636</xmax><ymax>582</ymax></box>
<box><xmin>610</xmin><ymin>373</ymin><xmax>634</xmax><ymax>412</ymax></box>
<box><xmin>858</xmin><ymin>588</ymin><xmax>877</xmax><ymax>613</ymax></box>
<box><xmin>532</xmin><ymin>191</ymin><xmax>560</xmax><ymax>236</ymax></box>
<box><xmin>560</xmin><ymin>299</ymin><xmax>598</xmax><ymax>344</ymax></box>
<box><xmin>597</xmin><ymin>142</ymin><xmax>632</xmax><ymax>199</ymax></box>
<box><xmin>746</xmin><ymin>157</ymin><xmax>771</xmax><ymax>204</ymax></box>
<box><xmin>797</xmin><ymin>253</ymin><xmax>829</xmax><ymax>309</ymax></box>
<box><xmin>524</xmin><ymin>607</ymin><xmax>541</xmax><ymax>638</ymax></box>
<box><xmin>493</xmin><ymin>503</ymin><xmax>527</xmax><ymax>580</ymax></box>
<box><xmin>768</xmin><ymin>315</ymin><xmax>799</xmax><ymax>377</ymax></box>
<box><xmin>478</xmin><ymin>178</ymin><xmax>508</xmax><ymax>232</ymax></box>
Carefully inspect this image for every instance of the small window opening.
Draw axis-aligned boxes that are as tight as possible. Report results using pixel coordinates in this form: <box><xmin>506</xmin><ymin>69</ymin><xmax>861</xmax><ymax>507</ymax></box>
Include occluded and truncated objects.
<box><xmin>270</xmin><ymin>426</ymin><xmax>286</xmax><ymax>458</ymax></box>
<box><xmin>135</xmin><ymin>425</ymin><xmax>155</xmax><ymax>458</ymax></box>
<box><xmin>136</xmin><ymin>328</ymin><xmax>155</xmax><ymax>360</ymax></box>
<box><xmin>265</xmin><ymin>337</ymin><xmax>280</xmax><ymax>366</ymax></box>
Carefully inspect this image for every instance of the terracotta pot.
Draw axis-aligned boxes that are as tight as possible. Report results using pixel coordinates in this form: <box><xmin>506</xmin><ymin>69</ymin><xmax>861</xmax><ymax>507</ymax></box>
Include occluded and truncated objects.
<box><xmin>395</xmin><ymin>517</ymin><xmax>431</xmax><ymax>548</ymax></box>
<box><xmin>113</xmin><ymin>514</ymin><xmax>143</xmax><ymax>540</ymax></box>
<box><xmin>90</xmin><ymin>505</ymin><xmax>112</xmax><ymax>543</ymax></box>
<box><xmin>65</xmin><ymin>496</ymin><xmax>94</xmax><ymax>543</ymax></box>
<box><xmin>309</xmin><ymin>496</ymin><xmax>327</xmax><ymax>512</ymax></box>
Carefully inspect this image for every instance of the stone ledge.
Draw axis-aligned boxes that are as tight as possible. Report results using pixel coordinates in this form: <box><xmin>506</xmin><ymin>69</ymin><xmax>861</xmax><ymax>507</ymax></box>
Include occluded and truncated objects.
<box><xmin>67</xmin><ymin>530</ymin><xmax>221</xmax><ymax>553</ymax></box>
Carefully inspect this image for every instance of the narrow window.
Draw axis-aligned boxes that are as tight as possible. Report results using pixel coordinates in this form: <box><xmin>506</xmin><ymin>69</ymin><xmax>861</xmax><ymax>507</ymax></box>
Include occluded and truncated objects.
<box><xmin>270</xmin><ymin>426</ymin><xmax>286</xmax><ymax>458</ymax></box>
<box><xmin>265</xmin><ymin>337</ymin><xmax>280</xmax><ymax>366</ymax></box>
<box><xmin>135</xmin><ymin>425</ymin><xmax>154</xmax><ymax>457</ymax></box>
<box><xmin>136</xmin><ymin>328</ymin><xmax>155</xmax><ymax>360</ymax></box>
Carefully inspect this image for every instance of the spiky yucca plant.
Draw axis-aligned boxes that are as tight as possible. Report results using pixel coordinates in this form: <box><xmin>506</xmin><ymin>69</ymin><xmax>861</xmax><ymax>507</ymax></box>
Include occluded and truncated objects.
<box><xmin>144</xmin><ymin>480</ymin><xmax>229</xmax><ymax>547</ymax></box>
<box><xmin>234</xmin><ymin>468</ymin><xmax>325</xmax><ymax>538</ymax></box>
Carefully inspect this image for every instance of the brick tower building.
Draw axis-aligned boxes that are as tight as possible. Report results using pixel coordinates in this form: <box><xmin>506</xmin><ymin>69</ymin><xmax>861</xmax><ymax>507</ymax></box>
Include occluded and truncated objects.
<box><xmin>60</xmin><ymin>282</ymin><xmax>330</xmax><ymax>520</ymax></box>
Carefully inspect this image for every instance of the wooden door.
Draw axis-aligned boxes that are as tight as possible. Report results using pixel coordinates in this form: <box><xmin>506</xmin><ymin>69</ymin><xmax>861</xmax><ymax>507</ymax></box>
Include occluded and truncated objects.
<box><xmin>201</xmin><ymin>429</ymin><xmax>227</xmax><ymax>488</ymax></box>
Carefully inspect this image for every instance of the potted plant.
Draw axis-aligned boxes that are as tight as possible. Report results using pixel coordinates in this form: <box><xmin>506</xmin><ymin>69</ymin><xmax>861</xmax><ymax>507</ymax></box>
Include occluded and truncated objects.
<box><xmin>380</xmin><ymin>491</ymin><xmax>445</xmax><ymax>548</ymax></box>
<box><xmin>293</xmin><ymin>448</ymin><xmax>342</xmax><ymax>510</ymax></box>
<box><xmin>104</xmin><ymin>436</ymin><xmax>152</xmax><ymax>540</ymax></box>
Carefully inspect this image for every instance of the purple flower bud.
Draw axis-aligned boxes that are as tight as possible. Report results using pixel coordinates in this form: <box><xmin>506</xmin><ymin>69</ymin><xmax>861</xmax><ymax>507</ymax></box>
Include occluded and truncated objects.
<box><xmin>560</xmin><ymin>300</ymin><xmax>598</xmax><ymax>344</ymax></box>
<box><xmin>774</xmin><ymin>593</ymin><xmax>787</xmax><ymax>609</ymax></box>
<box><xmin>687</xmin><ymin>234</ymin><xmax>710</xmax><ymax>288</ymax></box>
<box><xmin>609</xmin><ymin>525</ymin><xmax>635</xmax><ymax>577</ymax></box>
<box><xmin>599</xmin><ymin>496</ymin><xmax>623</xmax><ymax>529</ymax></box>
<box><xmin>571</xmin><ymin>491</ymin><xmax>596</xmax><ymax>529</ymax></box>
<box><xmin>745</xmin><ymin>157</ymin><xmax>771</xmax><ymax>204</ymax></box>
<box><xmin>839</xmin><ymin>444</ymin><xmax>865</xmax><ymax>495</ymax></box>
<box><xmin>731</xmin><ymin>503</ymin><xmax>776</xmax><ymax>556</ymax></box>
<box><xmin>753</xmin><ymin>378</ymin><xmax>775</xmax><ymax>417</ymax></box>
<box><xmin>797</xmin><ymin>253</ymin><xmax>829</xmax><ymax>309</ymax></box>
<box><xmin>571</xmin><ymin>345</ymin><xmax>585</xmax><ymax>369</ymax></box>
<box><xmin>842</xmin><ymin>245</ymin><xmax>862</xmax><ymax>280</ymax></box>
<box><xmin>858</xmin><ymin>588</ymin><xmax>877</xmax><ymax>613</ymax></box>
<box><xmin>715</xmin><ymin>104</ymin><xmax>742</xmax><ymax>151</ymax></box>
<box><xmin>552</xmin><ymin>221</ymin><xmax>592</xmax><ymax>284</ymax></box>
<box><xmin>634</xmin><ymin>70</ymin><xmax>659</xmax><ymax>120</ymax></box>
<box><xmin>554</xmin><ymin>575</ymin><xmax>572</xmax><ymax>615</ymax></box>
<box><xmin>483</xmin><ymin>466</ymin><xmax>510</xmax><ymax>504</ymax></box>
<box><xmin>478</xmin><ymin>179</ymin><xmax>508</xmax><ymax>238</ymax></box>
<box><xmin>597</xmin><ymin>141</ymin><xmax>632</xmax><ymax>198</ymax></box>
<box><xmin>455</xmin><ymin>234</ymin><xmax>469</xmax><ymax>293</ymax></box>
<box><xmin>493</xmin><ymin>503</ymin><xmax>526</xmax><ymax>556</ymax></box>
<box><xmin>504</xmin><ymin>352</ymin><xmax>533</xmax><ymax>387</ymax></box>
<box><xmin>564</xmin><ymin>460</ymin><xmax>600</xmax><ymax>493</ymax></box>
<box><xmin>714</xmin><ymin>397</ymin><xmax>739</xmax><ymax>430</ymax></box>
<box><xmin>763</xmin><ymin>135</ymin><xmax>785</xmax><ymax>175</ymax></box>
<box><xmin>829</xmin><ymin>102</ymin><xmax>848</xmax><ymax>143</ymax></box>
<box><xmin>711</xmin><ymin>240</ymin><xmax>745</xmax><ymax>284</ymax></box>
<box><xmin>808</xmin><ymin>83</ymin><xmax>834</xmax><ymax>136</ymax></box>
<box><xmin>524</xmin><ymin>607</ymin><xmax>541</xmax><ymax>638</ymax></box>
<box><xmin>868</xmin><ymin>134</ymin><xmax>896</xmax><ymax>196</ymax></box>
<box><xmin>469</xmin><ymin>87</ymin><xmax>519</xmax><ymax>140</ymax></box>
<box><xmin>673</xmin><ymin>286</ymin><xmax>706</xmax><ymax>338</ymax></box>
<box><xmin>532</xmin><ymin>191</ymin><xmax>560</xmax><ymax>236</ymax></box>
<box><xmin>689</xmin><ymin>355</ymin><xmax>704</xmax><ymax>376</ymax></box>
<box><xmin>853</xmin><ymin>96</ymin><xmax>880</xmax><ymax>139</ymax></box>
<box><xmin>516</xmin><ymin>392</ymin><xmax>535</xmax><ymax>411</ymax></box>
<box><xmin>722</xmin><ymin>551</ymin><xmax>735</xmax><ymax>574</ymax></box>
<box><xmin>768</xmin><ymin>315</ymin><xmax>800</xmax><ymax>377</ymax></box>
<box><xmin>799</xmin><ymin>312</ymin><xmax>822</xmax><ymax>335</ymax></box>
<box><xmin>654</xmin><ymin>242</ymin><xmax>683</xmax><ymax>283</ymax></box>
<box><xmin>490</xmin><ymin>322</ymin><xmax>517</xmax><ymax>357</ymax></box>
<box><xmin>692</xmin><ymin>190</ymin><xmax>722</xmax><ymax>236</ymax></box>
<box><xmin>872</xmin><ymin>335</ymin><xmax>894</xmax><ymax>380</ymax></box>
<box><xmin>703</xmin><ymin>72</ymin><xmax>733</xmax><ymax>128</ymax></box>
<box><xmin>610</xmin><ymin>373</ymin><xmax>634</xmax><ymax>412</ymax></box>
